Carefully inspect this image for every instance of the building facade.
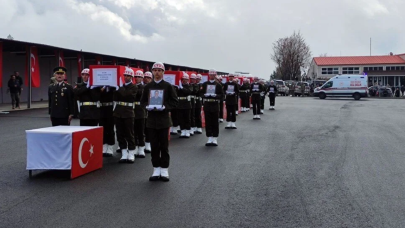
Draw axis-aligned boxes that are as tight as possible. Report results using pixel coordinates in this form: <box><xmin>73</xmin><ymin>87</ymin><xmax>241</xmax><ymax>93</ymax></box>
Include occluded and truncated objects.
<box><xmin>307</xmin><ymin>54</ymin><xmax>405</xmax><ymax>86</ymax></box>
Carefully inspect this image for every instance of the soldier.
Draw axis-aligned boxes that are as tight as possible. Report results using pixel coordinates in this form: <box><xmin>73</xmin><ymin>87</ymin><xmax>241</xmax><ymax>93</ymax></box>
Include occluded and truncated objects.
<box><xmin>141</xmin><ymin>62</ymin><xmax>178</xmax><ymax>182</ymax></box>
<box><xmin>250</xmin><ymin>77</ymin><xmax>265</xmax><ymax>120</ymax></box>
<box><xmin>170</xmin><ymin>85</ymin><xmax>180</xmax><ymax>136</ymax></box>
<box><xmin>194</xmin><ymin>74</ymin><xmax>203</xmax><ymax>134</ymax></box>
<box><xmin>224</xmin><ymin>73</ymin><xmax>239</xmax><ymax>129</ymax></box>
<box><xmin>217</xmin><ymin>76</ymin><xmax>225</xmax><ymax>123</ymax></box>
<box><xmin>267</xmin><ymin>80</ymin><xmax>278</xmax><ymax>110</ymax></box>
<box><xmin>234</xmin><ymin>78</ymin><xmax>241</xmax><ymax>116</ymax></box>
<box><xmin>200</xmin><ymin>69</ymin><xmax>224</xmax><ymax>146</ymax></box>
<box><xmin>48</xmin><ymin>67</ymin><xmax>74</xmax><ymax>126</ymax></box>
<box><xmin>259</xmin><ymin>80</ymin><xmax>267</xmax><ymax>114</ymax></box>
<box><xmin>143</xmin><ymin>71</ymin><xmax>153</xmax><ymax>153</ymax></box>
<box><xmin>189</xmin><ymin>73</ymin><xmax>198</xmax><ymax>136</ymax></box>
<box><xmin>177</xmin><ymin>73</ymin><xmax>193</xmax><ymax>138</ymax></box>
<box><xmin>133</xmin><ymin>70</ymin><xmax>146</xmax><ymax>158</ymax></box>
<box><xmin>114</xmin><ymin>68</ymin><xmax>138</xmax><ymax>164</ymax></box>
<box><xmin>100</xmin><ymin>85</ymin><xmax>116</xmax><ymax>157</ymax></box>
<box><xmin>240</xmin><ymin>79</ymin><xmax>250</xmax><ymax>112</ymax></box>
<box><xmin>73</xmin><ymin>68</ymin><xmax>101</xmax><ymax>126</ymax></box>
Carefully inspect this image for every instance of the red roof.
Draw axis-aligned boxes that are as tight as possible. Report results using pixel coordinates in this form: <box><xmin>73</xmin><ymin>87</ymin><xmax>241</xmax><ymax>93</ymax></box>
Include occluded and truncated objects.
<box><xmin>314</xmin><ymin>55</ymin><xmax>405</xmax><ymax>66</ymax></box>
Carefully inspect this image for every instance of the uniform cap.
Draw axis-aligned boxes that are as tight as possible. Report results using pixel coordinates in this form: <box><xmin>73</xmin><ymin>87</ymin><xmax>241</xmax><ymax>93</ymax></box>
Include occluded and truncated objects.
<box><xmin>144</xmin><ymin>71</ymin><xmax>153</xmax><ymax>78</ymax></box>
<box><xmin>81</xmin><ymin>68</ymin><xmax>90</xmax><ymax>74</ymax></box>
<box><xmin>196</xmin><ymin>74</ymin><xmax>202</xmax><ymax>79</ymax></box>
<box><xmin>190</xmin><ymin>73</ymin><xmax>197</xmax><ymax>79</ymax></box>
<box><xmin>208</xmin><ymin>69</ymin><xmax>217</xmax><ymax>75</ymax></box>
<box><xmin>152</xmin><ymin>62</ymin><xmax>165</xmax><ymax>71</ymax></box>
<box><xmin>182</xmin><ymin>73</ymin><xmax>189</xmax><ymax>80</ymax></box>
<box><xmin>123</xmin><ymin>68</ymin><xmax>135</xmax><ymax>77</ymax></box>
<box><xmin>53</xmin><ymin>66</ymin><xmax>67</xmax><ymax>74</ymax></box>
<box><xmin>135</xmin><ymin>70</ymin><xmax>144</xmax><ymax>78</ymax></box>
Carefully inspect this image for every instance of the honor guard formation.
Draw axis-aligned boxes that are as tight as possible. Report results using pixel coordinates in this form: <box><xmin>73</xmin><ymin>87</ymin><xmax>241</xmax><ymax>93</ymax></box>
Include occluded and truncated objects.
<box><xmin>48</xmin><ymin>64</ymin><xmax>278</xmax><ymax>182</ymax></box>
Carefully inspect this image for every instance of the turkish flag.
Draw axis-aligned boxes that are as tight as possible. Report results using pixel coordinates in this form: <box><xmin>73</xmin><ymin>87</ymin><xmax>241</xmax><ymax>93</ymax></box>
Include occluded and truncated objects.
<box><xmin>58</xmin><ymin>50</ymin><xmax>65</xmax><ymax>67</ymax></box>
<box><xmin>0</xmin><ymin>42</ymin><xmax>3</xmax><ymax>88</ymax></box>
<box><xmin>25</xmin><ymin>46</ymin><xmax>40</xmax><ymax>88</ymax></box>
<box><xmin>71</xmin><ymin>127</ymin><xmax>103</xmax><ymax>179</ymax></box>
<box><xmin>77</xmin><ymin>54</ymin><xmax>83</xmax><ymax>77</ymax></box>
<box><xmin>95</xmin><ymin>56</ymin><xmax>102</xmax><ymax>65</ymax></box>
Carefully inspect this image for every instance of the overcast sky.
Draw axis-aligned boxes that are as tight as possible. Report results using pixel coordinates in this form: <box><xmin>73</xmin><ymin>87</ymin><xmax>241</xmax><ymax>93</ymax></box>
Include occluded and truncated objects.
<box><xmin>1</xmin><ymin>0</ymin><xmax>404</xmax><ymax>78</ymax></box>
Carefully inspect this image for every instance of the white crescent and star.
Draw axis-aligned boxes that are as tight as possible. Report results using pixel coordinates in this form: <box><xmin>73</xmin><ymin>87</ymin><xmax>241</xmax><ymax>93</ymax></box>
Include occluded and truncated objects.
<box><xmin>78</xmin><ymin>137</ymin><xmax>94</xmax><ymax>169</ymax></box>
<box><xmin>30</xmin><ymin>53</ymin><xmax>36</xmax><ymax>72</ymax></box>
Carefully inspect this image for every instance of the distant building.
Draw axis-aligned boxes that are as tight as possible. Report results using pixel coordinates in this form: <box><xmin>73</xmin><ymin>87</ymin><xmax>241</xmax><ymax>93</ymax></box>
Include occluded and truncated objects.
<box><xmin>307</xmin><ymin>53</ymin><xmax>405</xmax><ymax>86</ymax></box>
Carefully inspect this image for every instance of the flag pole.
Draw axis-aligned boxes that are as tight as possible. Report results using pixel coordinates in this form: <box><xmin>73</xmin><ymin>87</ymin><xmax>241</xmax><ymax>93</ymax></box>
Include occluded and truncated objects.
<box><xmin>27</xmin><ymin>46</ymin><xmax>32</xmax><ymax>109</ymax></box>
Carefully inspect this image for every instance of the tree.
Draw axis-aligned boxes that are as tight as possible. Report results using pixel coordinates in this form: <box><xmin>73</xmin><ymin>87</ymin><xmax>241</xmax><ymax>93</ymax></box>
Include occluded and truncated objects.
<box><xmin>7</xmin><ymin>34</ymin><xmax>14</xmax><ymax>40</ymax></box>
<box><xmin>271</xmin><ymin>31</ymin><xmax>312</xmax><ymax>81</ymax></box>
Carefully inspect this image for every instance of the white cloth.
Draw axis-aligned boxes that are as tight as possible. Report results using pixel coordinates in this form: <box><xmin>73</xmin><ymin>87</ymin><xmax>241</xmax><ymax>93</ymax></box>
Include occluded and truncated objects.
<box><xmin>154</xmin><ymin>79</ymin><xmax>163</xmax><ymax>84</ymax></box>
<box><xmin>26</xmin><ymin>126</ymin><xmax>99</xmax><ymax>170</ymax></box>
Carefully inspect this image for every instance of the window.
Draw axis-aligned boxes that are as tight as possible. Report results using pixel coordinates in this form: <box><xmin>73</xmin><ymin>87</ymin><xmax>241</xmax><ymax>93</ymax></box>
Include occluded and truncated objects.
<box><xmin>342</xmin><ymin>67</ymin><xmax>360</xmax><ymax>74</ymax></box>
<box><xmin>321</xmin><ymin>67</ymin><xmax>339</xmax><ymax>75</ymax></box>
<box><xmin>386</xmin><ymin>66</ymin><xmax>405</xmax><ymax>71</ymax></box>
<box><xmin>323</xmin><ymin>81</ymin><xmax>333</xmax><ymax>88</ymax></box>
<box><xmin>364</xmin><ymin>66</ymin><xmax>383</xmax><ymax>72</ymax></box>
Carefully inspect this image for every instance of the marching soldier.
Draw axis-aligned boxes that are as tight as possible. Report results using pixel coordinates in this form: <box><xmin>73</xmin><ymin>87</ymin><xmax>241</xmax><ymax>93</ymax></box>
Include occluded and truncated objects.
<box><xmin>48</xmin><ymin>67</ymin><xmax>74</xmax><ymax>126</ymax></box>
<box><xmin>224</xmin><ymin>73</ymin><xmax>239</xmax><ymax>129</ymax></box>
<box><xmin>114</xmin><ymin>68</ymin><xmax>138</xmax><ymax>163</ymax></box>
<box><xmin>267</xmin><ymin>80</ymin><xmax>278</xmax><ymax>110</ymax></box>
<box><xmin>250</xmin><ymin>77</ymin><xmax>265</xmax><ymax>120</ymax></box>
<box><xmin>177</xmin><ymin>73</ymin><xmax>193</xmax><ymax>138</ymax></box>
<box><xmin>259</xmin><ymin>80</ymin><xmax>267</xmax><ymax>114</ymax></box>
<box><xmin>141</xmin><ymin>62</ymin><xmax>178</xmax><ymax>182</ymax></box>
<box><xmin>143</xmin><ymin>71</ymin><xmax>153</xmax><ymax>153</ymax></box>
<box><xmin>189</xmin><ymin>73</ymin><xmax>198</xmax><ymax>136</ymax></box>
<box><xmin>134</xmin><ymin>70</ymin><xmax>146</xmax><ymax>158</ymax></box>
<box><xmin>170</xmin><ymin>85</ymin><xmax>180</xmax><ymax>136</ymax></box>
<box><xmin>200</xmin><ymin>69</ymin><xmax>224</xmax><ymax>146</ymax></box>
<box><xmin>194</xmin><ymin>74</ymin><xmax>203</xmax><ymax>134</ymax></box>
<box><xmin>100</xmin><ymin>85</ymin><xmax>116</xmax><ymax>157</ymax></box>
<box><xmin>217</xmin><ymin>76</ymin><xmax>225</xmax><ymax>123</ymax></box>
<box><xmin>73</xmin><ymin>68</ymin><xmax>101</xmax><ymax>126</ymax></box>
<box><xmin>239</xmin><ymin>79</ymin><xmax>250</xmax><ymax>112</ymax></box>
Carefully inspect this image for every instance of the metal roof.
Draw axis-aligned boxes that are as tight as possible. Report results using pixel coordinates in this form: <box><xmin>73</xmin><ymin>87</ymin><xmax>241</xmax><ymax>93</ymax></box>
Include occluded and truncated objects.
<box><xmin>313</xmin><ymin>55</ymin><xmax>405</xmax><ymax>66</ymax></box>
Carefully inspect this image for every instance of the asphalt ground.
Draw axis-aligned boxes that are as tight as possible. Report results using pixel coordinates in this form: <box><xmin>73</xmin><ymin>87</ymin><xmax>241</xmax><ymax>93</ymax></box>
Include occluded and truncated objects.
<box><xmin>1</xmin><ymin>96</ymin><xmax>405</xmax><ymax>228</ymax></box>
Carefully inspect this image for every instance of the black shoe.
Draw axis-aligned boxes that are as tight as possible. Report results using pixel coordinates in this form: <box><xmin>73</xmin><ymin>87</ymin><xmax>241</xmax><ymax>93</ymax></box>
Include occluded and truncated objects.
<box><xmin>116</xmin><ymin>149</ymin><xmax>122</xmax><ymax>153</ymax></box>
<box><xmin>137</xmin><ymin>155</ymin><xmax>145</xmax><ymax>158</ymax></box>
<box><xmin>195</xmin><ymin>131</ymin><xmax>202</xmax><ymax>134</ymax></box>
<box><xmin>145</xmin><ymin>150</ymin><xmax>151</xmax><ymax>153</ymax></box>
<box><xmin>160</xmin><ymin>176</ymin><xmax>170</xmax><ymax>182</ymax></box>
<box><xmin>118</xmin><ymin>159</ymin><xmax>127</xmax><ymax>163</ymax></box>
<box><xmin>149</xmin><ymin>176</ymin><xmax>160</xmax><ymax>181</ymax></box>
<box><xmin>127</xmin><ymin>159</ymin><xmax>135</xmax><ymax>164</ymax></box>
<box><xmin>103</xmin><ymin>153</ymin><xmax>113</xmax><ymax>157</ymax></box>
<box><xmin>170</xmin><ymin>132</ymin><xmax>178</xmax><ymax>135</ymax></box>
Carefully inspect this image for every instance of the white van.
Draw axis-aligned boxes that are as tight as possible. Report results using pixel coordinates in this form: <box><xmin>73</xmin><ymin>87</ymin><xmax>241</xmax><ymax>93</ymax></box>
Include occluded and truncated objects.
<box><xmin>313</xmin><ymin>75</ymin><xmax>368</xmax><ymax>100</ymax></box>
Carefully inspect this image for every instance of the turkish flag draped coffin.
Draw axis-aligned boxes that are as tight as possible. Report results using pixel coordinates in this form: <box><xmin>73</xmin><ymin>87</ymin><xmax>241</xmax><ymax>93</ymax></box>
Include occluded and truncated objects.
<box><xmin>163</xmin><ymin>71</ymin><xmax>183</xmax><ymax>86</ymax></box>
<box><xmin>0</xmin><ymin>42</ymin><xmax>3</xmax><ymax>88</ymax></box>
<box><xmin>25</xmin><ymin>46</ymin><xmax>40</xmax><ymax>88</ymax></box>
<box><xmin>89</xmin><ymin>65</ymin><xmax>143</xmax><ymax>87</ymax></box>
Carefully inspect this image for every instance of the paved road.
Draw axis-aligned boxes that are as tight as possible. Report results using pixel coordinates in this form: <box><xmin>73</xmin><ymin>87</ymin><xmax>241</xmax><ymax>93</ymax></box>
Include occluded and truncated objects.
<box><xmin>1</xmin><ymin>97</ymin><xmax>405</xmax><ymax>228</ymax></box>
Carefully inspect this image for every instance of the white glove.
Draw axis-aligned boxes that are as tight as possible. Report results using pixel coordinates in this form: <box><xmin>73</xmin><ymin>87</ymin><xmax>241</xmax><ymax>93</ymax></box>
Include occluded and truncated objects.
<box><xmin>211</xmin><ymin>94</ymin><xmax>216</xmax><ymax>97</ymax></box>
<box><xmin>204</xmin><ymin>93</ymin><xmax>210</xmax><ymax>97</ymax></box>
<box><xmin>86</xmin><ymin>83</ymin><xmax>90</xmax><ymax>88</ymax></box>
<box><xmin>145</xmin><ymin>105</ymin><xmax>154</xmax><ymax>111</ymax></box>
<box><xmin>115</xmin><ymin>86</ymin><xmax>119</xmax><ymax>90</ymax></box>
<box><xmin>179</xmin><ymin>80</ymin><xmax>183</xmax><ymax>89</ymax></box>
<box><xmin>156</xmin><ymin>105</ymin><xmax>165</xmax><ymax>111</ymax></box>
<box><xmin>90</xmin><ymin>85</ymin><xmax>101</xmax><ymax>89</ymax></box>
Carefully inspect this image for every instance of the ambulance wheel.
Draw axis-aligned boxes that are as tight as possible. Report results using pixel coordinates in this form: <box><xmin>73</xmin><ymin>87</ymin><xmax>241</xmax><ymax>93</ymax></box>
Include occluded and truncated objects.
<box><xmin>319</xmin><ymin>93</ymin><xmax>326</xmax><ymax>99</ymax></box>
<box><xmin>353</xmin><ymin>93</ymin><xmax>361</xmax><ymax>100</ymax></box>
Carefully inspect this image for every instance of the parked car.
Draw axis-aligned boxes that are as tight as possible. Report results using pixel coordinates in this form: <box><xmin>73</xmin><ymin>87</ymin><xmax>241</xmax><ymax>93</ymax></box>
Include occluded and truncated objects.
<box><xmin>275</xmin><ymin>80</ymin><xmax>288</xmax><ymax>96</ymax></box>
<box><xmin>368</xmin><ymin>86</ymin><xmax>379</xmax><ymax>97</ymax></box>
<box><xmin>376</xmin><ymin>87</ymin><xmax>393</xmax><ymax>97</ymax></box>
<box><xmin>294</xmin><ymin>82</ymin><xmax>310</xmax><ymax>96</ymax></box>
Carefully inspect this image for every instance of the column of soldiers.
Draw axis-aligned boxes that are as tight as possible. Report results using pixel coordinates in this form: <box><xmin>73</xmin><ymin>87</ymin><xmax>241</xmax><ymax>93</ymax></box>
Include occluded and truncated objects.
<box><xmin>49</xmin><ymin>64</ymin><xmax>277</xmax><ymax>181</ymax></box>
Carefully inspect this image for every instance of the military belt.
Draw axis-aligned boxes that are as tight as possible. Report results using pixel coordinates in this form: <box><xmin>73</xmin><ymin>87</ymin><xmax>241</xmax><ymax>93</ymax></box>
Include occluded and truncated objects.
<box><xmin>101</xmin><ymin>102</ymin><xmax>113</xmax><ymax>106</ymax></box>
<box><xmin>80</xmin><ymin>102</ymin><xmax>98</xmax><ymax>106</ymax></box>
<box><xmin>189</xmin><ymin>95</ymin><xmax>196</xmax><ymax>99</ymax></box>
<box><xmin>204</xmin><ymin>99</ymin><xmax>219</xmax><ymax>102</ymax></box>
<box><xmin>134</xmin><ymin>102</ymin><xmax>141</xmax><ymax>105</ymax></box>
<box><xmin>117</xmin><ymin>102</ymin><xmax>134</xmax><ymax>107</ymax></box>
<box><xmin>178</xmin><ymin>97</ymin><xmax>188</xmax><ymax>100</ymax></box>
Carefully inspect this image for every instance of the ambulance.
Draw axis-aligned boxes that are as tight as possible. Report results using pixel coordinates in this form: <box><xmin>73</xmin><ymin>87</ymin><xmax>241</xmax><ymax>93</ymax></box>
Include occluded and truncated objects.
<box><xmin>313</xmin><ymin>75</ymin><xmax>368</xmax><ymax>100</ymax></box>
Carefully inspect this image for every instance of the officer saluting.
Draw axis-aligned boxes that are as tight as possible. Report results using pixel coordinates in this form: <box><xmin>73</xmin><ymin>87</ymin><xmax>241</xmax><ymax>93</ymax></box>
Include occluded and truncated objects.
<box><xmin>73</xmin><ymin>68</ymin><xmax>101</xmax><ymax>126</ymax></box>
<box><xmin>114</xmin><ymin>68</ymin><xmax>138</xmax><ymax>164</ymax></box>
<box><xmin>48</xmin><ymin>67</ymin><xmax>74</xmax><ymax>126</ymax></box>
<box><xmin>200</xmin><ymin>69</ymin><xmax>224</xmax><ymax>146</ymax></box>
<box><xmin>141</xmin><ymin>62</ymin><xmax>178</xmax><ymax>182</ymax></box>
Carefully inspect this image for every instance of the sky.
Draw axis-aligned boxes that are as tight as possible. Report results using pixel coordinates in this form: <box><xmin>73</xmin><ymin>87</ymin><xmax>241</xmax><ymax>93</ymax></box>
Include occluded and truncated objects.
<box><xmin>1</xmin><ymin>0</ymin><xmax>404</xmax><ymax>79</ymax></box>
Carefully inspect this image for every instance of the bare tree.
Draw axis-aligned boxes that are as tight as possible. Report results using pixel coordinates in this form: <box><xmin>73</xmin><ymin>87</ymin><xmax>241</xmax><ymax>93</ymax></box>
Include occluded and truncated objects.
<box><xmin>319</xmin><ymin>53</ymin><xmax>328</xmax><ymax>57</ymax></box>
<box><xmin>271</xmin><ymin>31</ymin><xmax>312</xmax><ymax>81</ymax></box>
<box><xmin>7</xmin><ymin>34</ymin><xmax>14</xmax><ymax>40</ymax></box>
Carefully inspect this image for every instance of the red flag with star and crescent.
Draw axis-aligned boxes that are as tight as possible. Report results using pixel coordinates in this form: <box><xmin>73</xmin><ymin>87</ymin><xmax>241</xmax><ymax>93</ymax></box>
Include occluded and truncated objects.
<box><xmin>25</xmin><ymin>46</ymin><xmax>40</xmax><ymax>88</ymax></box>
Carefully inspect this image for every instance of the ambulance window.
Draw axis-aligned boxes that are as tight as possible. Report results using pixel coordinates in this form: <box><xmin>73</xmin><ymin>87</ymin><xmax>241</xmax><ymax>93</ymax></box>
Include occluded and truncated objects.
<box><xmin>323</xmin><ymin>81</ymin><xmax>333</xmax><ymax>88</ymax></box>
